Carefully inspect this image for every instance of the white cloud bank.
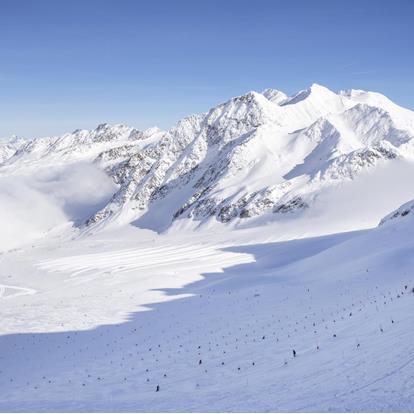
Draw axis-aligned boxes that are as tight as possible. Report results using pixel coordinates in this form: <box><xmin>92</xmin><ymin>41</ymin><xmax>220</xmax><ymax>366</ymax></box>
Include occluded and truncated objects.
<box><xmin>0</xmin><ymin>163</ymin><xmax>117</xmax><ymax>251</ymax></box>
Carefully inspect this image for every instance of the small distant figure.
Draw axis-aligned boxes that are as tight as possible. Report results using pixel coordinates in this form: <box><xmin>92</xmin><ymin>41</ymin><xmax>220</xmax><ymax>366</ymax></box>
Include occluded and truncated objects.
<box><xmin>357</xmin><ymin>343</ymin><xmax>360</xmax><ymax>348</ymax></box>
<box><xmin>293</xmin><ymin>349</ymin><xmax>296</xmax><ymax>358</ymax></box>
<box><xmin>156</xmin><ymin>385</ymin><xmax>160</xmax><ymax>392</ymax></box>
<box><xmin>198</xmin><ymin>359</ymin><xmax>202</xmax><ymax>365</ymax></box>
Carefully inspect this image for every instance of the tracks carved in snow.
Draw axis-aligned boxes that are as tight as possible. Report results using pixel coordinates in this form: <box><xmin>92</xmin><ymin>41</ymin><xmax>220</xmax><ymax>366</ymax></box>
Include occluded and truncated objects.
<box><xmin>35</xmin><ymin>243</ymin><xmax>251</xmax><ymax>280</ymax></box>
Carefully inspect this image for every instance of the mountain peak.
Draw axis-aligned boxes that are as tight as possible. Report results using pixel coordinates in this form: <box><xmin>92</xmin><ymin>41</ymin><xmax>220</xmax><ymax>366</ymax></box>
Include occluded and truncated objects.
<box><xmin>231</xmin><ymin>90</ymin><xmax>266</xmax><ymax>103</ymax></box>
<box><xmin>309</xmin><ymin>82</ymin><xmax>329</xmax><ymax>90</ymax></box>
<box><xmin>261</xmin><ymin>88</ymin><xmax>288</xmax><ymax>105</ymax></box>
<box><xmin>96</xmin><ymin>123</ymin><xmax>111</xmax><ymax>130</ymax></box>
<box><xmin>306</xmin><ymin>83</ymin><xmax>336</xmax><ymax>97</ymax></box>
<box><xmin>282</xmin><ymin>83</ymin><xmax>336</xmax><ymax>106</ymax></box>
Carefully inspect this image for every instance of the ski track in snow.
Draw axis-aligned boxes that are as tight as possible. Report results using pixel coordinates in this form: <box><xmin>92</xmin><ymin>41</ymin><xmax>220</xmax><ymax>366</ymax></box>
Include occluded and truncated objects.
<box><xmin>36</xmin><ymin>244</ymin><xmax>234</xmax><ymax>279</ymax></box>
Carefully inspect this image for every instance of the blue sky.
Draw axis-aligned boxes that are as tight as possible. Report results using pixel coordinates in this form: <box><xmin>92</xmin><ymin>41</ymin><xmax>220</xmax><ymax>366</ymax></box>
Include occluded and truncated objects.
<box><xmin>1</xmin><ymin>0</ymin><xmax>413</xmax><ymax>138</ymax></box>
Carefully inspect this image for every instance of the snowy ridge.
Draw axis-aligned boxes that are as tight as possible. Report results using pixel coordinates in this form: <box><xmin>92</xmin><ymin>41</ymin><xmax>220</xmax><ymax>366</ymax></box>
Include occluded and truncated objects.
<box><xmin>2</xmin><ymin>84</ymin><xmax>414</xmax><ymax>233</ymax></box>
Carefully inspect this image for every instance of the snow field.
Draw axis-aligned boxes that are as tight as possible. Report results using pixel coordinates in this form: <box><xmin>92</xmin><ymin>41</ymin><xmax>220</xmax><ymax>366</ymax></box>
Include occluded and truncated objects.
<box><xmin>1</xmin><ymin>222</ymin><xmax>414</xmax><ymax>411</ymax></box>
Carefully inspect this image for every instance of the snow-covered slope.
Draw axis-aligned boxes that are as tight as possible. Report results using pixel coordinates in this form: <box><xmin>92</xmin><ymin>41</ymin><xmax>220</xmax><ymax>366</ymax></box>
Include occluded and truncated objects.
<box><xmin>2</xmin><ymin>84</ymin><xmax>414</xmax><ymax>238</ymax></box>
<box><xmin>0</xmin><ymin>199</ymin><xmax>414</xmax><ymax>411</ymax></box>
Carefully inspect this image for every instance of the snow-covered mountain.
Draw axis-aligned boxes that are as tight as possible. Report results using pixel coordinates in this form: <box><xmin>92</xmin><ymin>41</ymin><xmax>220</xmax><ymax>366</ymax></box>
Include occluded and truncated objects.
<box><xmin>2</xmin><ymin>84</ymin><xmax>414</xmax><ymax>412</ymax></box>
<box><xmin>2</xmin><ymin>83</ymin><xmax>414</xmax><ymax>234</ymax></box>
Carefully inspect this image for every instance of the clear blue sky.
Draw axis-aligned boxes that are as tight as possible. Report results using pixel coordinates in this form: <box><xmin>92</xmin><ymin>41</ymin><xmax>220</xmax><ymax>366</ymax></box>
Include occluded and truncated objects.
<box><xmin>1</xmin><ymin>0</ymin><xmax>413</xmax><ymax>138</ymax></box>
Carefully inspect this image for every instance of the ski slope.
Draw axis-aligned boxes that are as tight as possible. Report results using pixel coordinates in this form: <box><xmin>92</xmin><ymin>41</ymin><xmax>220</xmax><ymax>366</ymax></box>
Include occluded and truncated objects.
<box><xmin>0</xmin><ymin>213</ymin><xmax>414</xmax><ymax>412</ymax></box>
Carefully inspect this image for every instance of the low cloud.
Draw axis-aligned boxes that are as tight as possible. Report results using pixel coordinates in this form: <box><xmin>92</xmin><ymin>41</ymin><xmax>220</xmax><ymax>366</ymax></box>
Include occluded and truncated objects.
<box><xmin>0</xmin><ymin>163</ymin><xmax>117</xmax><ymax>251</ymax></box>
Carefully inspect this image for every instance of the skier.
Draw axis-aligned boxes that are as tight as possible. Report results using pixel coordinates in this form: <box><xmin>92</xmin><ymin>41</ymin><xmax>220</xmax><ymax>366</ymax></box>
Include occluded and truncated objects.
<box><xmin>293</xmin><ymin>349</ymin><xmax>296</xmax><ymax>358</ymax></box>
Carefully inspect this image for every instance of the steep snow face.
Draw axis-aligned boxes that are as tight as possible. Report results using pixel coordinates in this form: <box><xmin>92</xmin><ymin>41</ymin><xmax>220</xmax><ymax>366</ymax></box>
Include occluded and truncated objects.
<box><xmin>339</xmin><ymin>88</ymin><xmax>414</xmax><ymax>133</ymax></box>
<box><xmin>2</xmin><ymin>84</ymin><xmax>414</xmax><ymax>234</ymax></box>
<box><xmin>279</xmin><ymin>83</ymin><xmax>351</xmax><ymax>128</ymax></box>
